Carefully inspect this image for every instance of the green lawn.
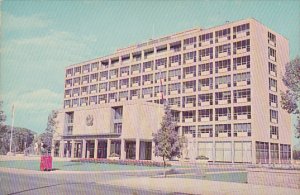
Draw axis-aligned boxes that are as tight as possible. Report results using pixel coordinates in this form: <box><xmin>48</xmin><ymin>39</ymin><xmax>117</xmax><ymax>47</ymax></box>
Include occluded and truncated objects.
<box><xmin>0</xmin><ymin>160</ymin><xmax>164</xmax><ymax>171</ymax></box>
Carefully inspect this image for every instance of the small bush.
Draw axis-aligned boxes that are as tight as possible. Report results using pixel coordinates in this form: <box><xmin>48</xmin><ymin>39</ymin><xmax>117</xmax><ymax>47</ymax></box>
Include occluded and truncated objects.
<box><xmin>196</xmin><ymin>155</ymin><xmax>209</xmax><ymax>160</ymax></box>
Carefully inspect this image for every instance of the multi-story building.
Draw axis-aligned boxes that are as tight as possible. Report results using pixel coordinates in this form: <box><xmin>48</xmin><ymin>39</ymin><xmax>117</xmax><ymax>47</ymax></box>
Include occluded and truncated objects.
<box><xmin>53</xmin><ymin>18</ymin><xmax>292</xmax><ymax>164</ymax></box>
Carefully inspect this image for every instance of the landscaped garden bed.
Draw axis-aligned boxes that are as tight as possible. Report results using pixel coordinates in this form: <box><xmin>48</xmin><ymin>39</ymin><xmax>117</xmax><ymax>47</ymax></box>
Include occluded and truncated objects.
<box><xmin>70</xmin><ymin>158</ymin><xmax>171</xmax><ymax>167</ymax></box>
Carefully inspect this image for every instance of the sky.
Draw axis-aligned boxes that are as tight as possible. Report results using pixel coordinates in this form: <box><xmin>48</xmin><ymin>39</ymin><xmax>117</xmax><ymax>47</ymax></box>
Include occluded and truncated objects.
<box><xmin>0</xmin><ymin>0</ymin><xmax>299</xmax><ymax>143</ymax></box>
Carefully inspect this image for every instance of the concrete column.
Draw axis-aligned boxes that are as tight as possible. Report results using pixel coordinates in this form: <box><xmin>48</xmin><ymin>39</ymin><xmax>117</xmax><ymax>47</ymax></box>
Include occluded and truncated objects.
<box><xmin>121</xmin><ymin>139</ymin><xmax>125</xmax><ymax>160</ymax></box>
<box><xmin>82</xmin><ymin>139</ymin><xmax>86</xmax><ymax>158</ymax></box>
<box><xmin>59</xmin><ymin>140</ymin><xmax>64</xmax><ymax>157</ymax></box>
<box><xmin>71</xmin><ymin>140</ymin><xmax>75</xmax><ymax>158</ymax></box>
<box><xmin>94</xmin><ymin>139</ymin><xmax>98</xmax><ymax>159</ymax></box>
<box><xmin>135</xmin><ymin>139</ymin><xmax>140</xmax><ymax>160</ymax></box>
<box><xmin>231</xmin><ymin>141</ymin><xmax>234</xmax><ymax>163</ymax></box>
<box><xmin>106</xmin><ymin>139</ymin><xmax>111</xmax><ymax>158</ymax></box>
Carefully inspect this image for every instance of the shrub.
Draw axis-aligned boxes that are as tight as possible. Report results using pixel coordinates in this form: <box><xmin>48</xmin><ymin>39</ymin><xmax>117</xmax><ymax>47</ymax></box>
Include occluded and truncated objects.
<box><xmin>195</xmin><ymin>155</ymin><xmax>209</xmax><ymax>160</ymax></box>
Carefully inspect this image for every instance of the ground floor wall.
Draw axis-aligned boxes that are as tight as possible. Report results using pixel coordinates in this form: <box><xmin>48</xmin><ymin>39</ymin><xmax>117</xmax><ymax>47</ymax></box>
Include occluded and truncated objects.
<box><xmin>52</xmin><ymin>138</ymin><xmax>291</xmax><ymax>164</ymax></box>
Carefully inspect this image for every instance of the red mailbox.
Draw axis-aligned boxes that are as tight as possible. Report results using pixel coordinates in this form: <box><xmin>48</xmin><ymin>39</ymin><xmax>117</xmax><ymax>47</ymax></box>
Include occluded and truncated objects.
<box><xmin>40</xmin><ymin>155</ymin><xmax>52</xmax><ymax>171</ymax></box>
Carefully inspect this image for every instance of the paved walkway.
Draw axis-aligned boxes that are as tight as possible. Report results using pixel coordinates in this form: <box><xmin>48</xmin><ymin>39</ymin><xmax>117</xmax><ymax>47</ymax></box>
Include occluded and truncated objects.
<box><xmin>104</xmin><ymin>177</ymin><xmax>300</xmax><ymax>195</ymax></box>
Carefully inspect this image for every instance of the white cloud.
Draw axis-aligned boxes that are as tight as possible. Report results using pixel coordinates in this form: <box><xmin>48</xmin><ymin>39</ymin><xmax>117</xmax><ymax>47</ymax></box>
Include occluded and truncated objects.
<box><xmin>4</xmin><ymin>89</ymin><xmax>63</xmax><ymax>113</ymax></box>
<box><xmin>3</xmin><ymin>12</ymin><xmax>51</xmax><ymax>31</ymax></box>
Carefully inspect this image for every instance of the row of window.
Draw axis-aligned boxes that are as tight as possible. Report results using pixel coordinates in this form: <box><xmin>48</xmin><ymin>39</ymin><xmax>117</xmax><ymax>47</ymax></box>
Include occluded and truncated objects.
<box><xmin>182</xmin><ymin>123</ymin><xmax>251</xmax><ymax>138</ymax></box>
<box><xmin>66</xmin><ymin>38</ymin><xmax>251</xmax><ymax>77</ymax></box>
<box><xmin>256</xmin><ymin>142</ymin><xmax>290</xmax><ymax>164</ymax></box>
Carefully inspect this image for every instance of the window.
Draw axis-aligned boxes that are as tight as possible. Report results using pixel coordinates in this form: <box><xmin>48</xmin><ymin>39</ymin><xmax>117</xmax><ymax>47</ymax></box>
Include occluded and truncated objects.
<box><xmin>215</xmin><ymin>59</ymin><xmax>231</xmax><ymax>73</ymax></box>
<box><xmin>109</xmin><ymin>92</ymin><xmax>118</xmax><ymax>101</ymax></box>
<box><xmin>99</xmin><ymin>82</ymin><xmax>108</xmax><ymax>91</ymax></box>
<box><xmin>121</xmin><ymin>54</ymin><xmax>130</xmax><ymax>63</ymax></box>
<box><xmin>215</xmin><ymin>28</ymin><xmax>230</xmax><ymax>42</ymax></box>
<box><xmin>120</xmin><ymin>78</ymin><xmax>129</xmax><ymax>88</ymax></box>
<box><xmin>183</xmin><ymin>80</ymin><xmax>196</xmax><ymax>92</ymax></box>
<box><xmin>91</xmin><ymin>62</ymin><xmax>99</xmax><ymax>71</ymax></box>
<box><xmin>82</xmin><ymin>64</ymin><xmax>90</xmax><ymax>73</ymax></box>
<box><xmin>98</xmin><ymin>94</ymin><xmax>107</xmax><ymax>103</ymax></box>
<box><xmin>109</xmin><ymin>81</ymin><xmax>118</xmax><ymax>90</ymax></box>
<box><xmin>182</xmin><ymin>126</ymin><xmax>196</xmax><ymax>138</ymax></box>
<box><xmin>101</xmin><ymin>60</ymin><xmax>109</xmax><ymax>69</ymax></box>
<box><xmin>67</xmin><ymin>126</ymin><xmax>73</xmax><ymax>135</ymax></box>
<box><xmin>268</xmin><ymin>62</ymin><xmax>277</xmax><ymax>76</ymax></box>
<box><xmin>280</xmin><ymin>144</ymin><xmax>291</xmax><ymax>163</ymax></box>
<box><xmin>156</xmin><ymin>58</ymin><xmax>167</xmax><ymax>69</ymax></box>
<box><xmin>215</xmin><ymin>107</ymin><xmax>231</xmax><ymax>121</ymax></box>
<box><xmin>72</xmin><ymin>88</ymin><xmax>80</xmax><ymax>96</ymax></box>
<box><xmin>142</xmin><ymin>74</ymin><xmax>153</xmax><ymax>84</ymax></box>
<box><xmin>90</xmin><ymin>84</ymin><xmax>97</xmax><ymax>93</ymax></box>
<box><xmin>131</xmin><ymin>76</ymin><xmax>141</xmax><ymax>86</ymax></box>
<box><xmin>142</xmin><ymin>87</ymin><xmax>153</xmax><ymax>97</ymax></box>
<box><xmin>110</xmin><ymin>141</ymin><xmax>121</xmax><ymax>155</ymax></box>
<box><xmin>198</xmin><ymin>109</ymin><xmax>213</xmax><ymax>121</ymax></box>
<box><xmin>183</xmin><ymin>66</ymin><xmax>196</xmax><ymax>78</ymax></box>
<box><xmin>269</xmin><ymin>93</ymin><xmax>278</xmax><ymax>107</ymax></box>
<box><xmin>215</xmin><ymin>75</ymin><xmax>231</xmax><ymax>88</ymax></box>
<box><xmin>74</xmin><ymin>66</ymin><xmax>81</xmax><ymax>74</ymax></box>
<box><xmin>120</xmin><ymin>66</ymin><xmax>130</xmax><ymax>76</ymax></box>
<box><xmin>169</xmin><ymin>54</ymin><xmax>181</xmax><ymax>65</ymax></box>
<box><xmin>168</xmin><ymin>83</ymin><xmax>181</xmax><ymax>94</ymax></box>
<box><xmin>270</xmin><ymin>109</ymin><xmax>278</xmax><ymax>123</ymax></box>
<box><xmin>109</xmin><ymin>69</ymin><xmax>118</xmax><ymax>79</ymax></box>
<box><xmin>80</xmin><ymin>97</ymin><xmax>88</xmax><ymax>106</ymax></box>
<box><xmin>234</xmin><ymin>106</ymin><xmax>251</xmax><ymax>120</ymax></box>
<box><xmin>215</xmin><ymin>43</ymin><xmax>231</xmax><ymax>58</ymax></box>
<box><xmin>233</xmin><ymin>55</ymin><xmax>250</xmax><ymax>70</ymax></box>
<box><xmin>155</xmin><ymin>71</ymin><xmax>167</xmax><ymax>83</ymax></box>
<box><xmin>234</xmin><ymin>123</ymin><xmax>251</xmax><ymax>136</ymax></box>
<box><xmin>269</xmin><ymin>78</ymin><xmax>277</xmax><ymax>91</ymax></box>
<box><xmin>270</xmin><ymin>143</ymin><xmax>279</xmax><ymax>163</ymax></box>
<box><xmin>111</xmin><ymin>58</ymin><xmax>119</xmax><ymax>66</ymax></box>
<box><xmin>64</xmin><ymin>100</ymin><xmax>71</xmax><ymax>108</ymax></box>
<box><xmin>199</xmin><ymin>47</ymin><xmax>213</xmax><ymax>61</ymax></box>
<box><xmin>170</xmin><ymin>41</ymin><xmax>181</xmax><ymax>52</ymax></box>
<box><xmin>215</xmin><ymin>91</ymin><xmax>231</xmax><ymax>104</ymax></box>
<box><xmin>132</xmin><ymin>52</ymin><xmax>142</xmax><ymax>61</ymax></box>
<box><xmin>168</xmin><ymin>97</ymin><xmax>181</xmax><ymax>107</ymax></box>
<box><xmin>199</xmin><ymin>62</ymin><xmax>213</xmax><ymax>75</ymax></box>
<box><xmin>100</xmin><ymin>71</ymin><xmax>108</xmax><ymax>80</ymax></box>
<box><xmin>90</xmin><ymin>73</ymin><xmax>98</xmax><ymax>82</ymax></box>
<box><xmin>81</xmin><ymin>86</ymin><xmax>88</xmax><ymax>95</ymax></box>
<box><xmin>154</xmin><ymin>85</ymin><xmax>166</xmax><ymax>97</ymax></box>
<box><xmin>233</xmin><ymin>72</ymin><xmax>251</xmax><ymax>86</ymax></box>
<box><xmin>268</xmin><ymin>32</ymin><xmax>276</xmax><ymax>46</ymax></box>
<box><xmin>131</xmin><ymin>63</ymin><xmax>141</xmax><ymax>73</ymax></box>
<box><xmin>89</xmin><ymin>95</ymin><xmax>97</xmax><ymax>104</ymax></box>
<box><xmin>233</xmin><ymin>89</ymin><xmax>251</xmax><ymax>103</ymax></box>
<box><xmin>183</xmin><ymin>95</ymin><xmax>196</xmax><ymax>108</ymax></box>
<box><xmin>73</xmin><ymin>77</ymin><xmax>80</xmax><ymax>86</ymax></box>
<box><xmin>183</xmin><ymin>37</ymin><xmax>196</xmax><ymax>46</ymax></box>
<box><xmin>64</xmin><ymin>89</ymin><xmax>71</xmax><ymax>98</ymax></box>
<box><xmin>199</xmin><ymin>78</ymin><xmax>213</xmax><ymax>90</ymax></box>
<box><xmin>183</xmin><ymin>51</ymin><xmax>196</xmax><ymax>63</ymax></box>
<box><xmin>144</xmin><ymin>49</ymin><xmax>154</xmax><ymax>59</ymax></box>
<box><xmin>143</xmin><ymin>61</ymin><xmax>154</xmax><ymax>72</ymax></box>
<box><xmin>156</xmin><ymin>45</ymin><xmax>167</xmax><ymax>53</ymax></box>
<box><xmin>256</xmin><ymin>142</ymin><xmax>269</xmax><ymax>164</ymax></box>
<box><xmin>268</xmin><ymin>47</ymin><xmax>276</xmax><ymax>61</ymax></box>
<box><xmin>65</xmin><ymin>79</ymin><xmax>72</xmax><ymax>87</ymax></box>
<box><xmin>171</xmin><ymin>110</ymin><xmax>180</xmax><ymax>122</ymax></box>
<box><xmin>119</xmin><ymin>91</ymin><xmax>128</xmax><ymax>100</ymax></box>
<box><xmin>168</xmin><ymin>69</ymin><xmax>181</xmax><ymax>80</ymax></box>
<box><xmin>72</xmin><ymin>98</ymin><xmax>79</xmax><ymax>106</ymax></box>
<box><xmin>130</xmin><ymin>89</ymin><xmax>140</xmax><ymax>99</ymax></box>
<box><xmin>82</xmin><ymin>75</ymin><xmax>89</xmax><ymax>84</ymax></box>
<box><xmin>182</xmin><ymin>111</ymin><xmax>196</xmax><ymax>122</ymax></box>
<box><xmin>66</xmin><ymin>112</ymin><xmax>74</xmax><ymax>124</ymax></box>
<box><xmin>113</xmin><ymin>106</ymin><xmax>123</xmax><ymax>120</ymax></box>
<box><xmin>66</xmin><ymin>68</ymin><xmax>73</xmax><ymax>76</ymax></box>
<box><xmin>233</xmin><ymin>39</ymin><xmax>250</xmax><ymax>54</ymax></box>
<box><xmin>270</xmin><ymin>126</ymin><xmax>279</xmax><ymax>139</ymax></box>
<box><xmin>215</xmin><ymin>124</ymin><xmax>231</xmax><ymax>137</ymax></box>
<box><xmin>199</xmin><ymin>32</ymin><xmax>213</xmax><ymax>45</ymax></box>
<box><xmin>198</xmin><ymin>125</ymin><xmax>213</xmax><ymax>137</ymax></box>
<box><xmin>114</xmin><ymin>123</ymin><xmax>122</xmax><ymax>134</ymax></box>
<box><xmin>198</xmin><ymin>93</ymin><xmax>213</xmax><ymax>106</ymax></box>
<box><xmin>233</xmin><ymin>23</ymin><xmax>250</xmax><ymax>38</ymax></box>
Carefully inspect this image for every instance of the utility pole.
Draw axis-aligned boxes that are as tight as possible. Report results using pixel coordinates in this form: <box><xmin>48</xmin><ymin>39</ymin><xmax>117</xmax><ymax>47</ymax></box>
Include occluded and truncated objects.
<box><xmin>8</xmin><ymin>104</ymin><xmax>15</xmax><ymax>155</ymax></box>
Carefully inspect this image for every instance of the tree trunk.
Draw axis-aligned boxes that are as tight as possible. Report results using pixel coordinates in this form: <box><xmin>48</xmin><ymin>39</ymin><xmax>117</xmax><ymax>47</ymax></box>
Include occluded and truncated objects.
<box><xmin>163</xmin><ymin>155</ymin><xmax>166</xmax><ymax>178</ymax></box>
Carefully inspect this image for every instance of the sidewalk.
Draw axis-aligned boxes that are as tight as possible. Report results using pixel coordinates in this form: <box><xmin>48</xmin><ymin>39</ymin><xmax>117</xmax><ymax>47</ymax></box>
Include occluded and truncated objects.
<box><xmin>104</xmin><ymin>177</ymin><xmax>300</xmax><ymax>195</ymax></box>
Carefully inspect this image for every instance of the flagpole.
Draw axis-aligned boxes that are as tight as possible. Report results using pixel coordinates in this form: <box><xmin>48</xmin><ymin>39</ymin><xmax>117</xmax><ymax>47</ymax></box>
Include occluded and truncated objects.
<box><xmin>9</xmin><ymin>105</ymin><xmax>15</xmax><ymax>154</ymax></box>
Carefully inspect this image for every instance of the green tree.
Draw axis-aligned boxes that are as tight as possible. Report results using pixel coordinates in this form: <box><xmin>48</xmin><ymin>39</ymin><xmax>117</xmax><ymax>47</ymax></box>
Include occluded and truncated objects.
<box><xmin>40</xmin><ymin>110</ymin><xmax>58</xmax><ymax>153</ymax></box>
<box><xmin>153</xmin><ymin>103</ymin><xmax>182</xmax><ymax>177</ymax></box>
<box><xmin>281</xmin><ymin>57</ymin><xmax>300</xmax><ymax>138</ymax></box>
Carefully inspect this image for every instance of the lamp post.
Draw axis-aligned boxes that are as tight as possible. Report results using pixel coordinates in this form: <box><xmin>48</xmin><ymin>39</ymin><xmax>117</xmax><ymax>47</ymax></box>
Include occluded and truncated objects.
<box><xmin>7</xmin><ymin>105</ymin><xmax>15</xmax><ymax>156</ymax></box>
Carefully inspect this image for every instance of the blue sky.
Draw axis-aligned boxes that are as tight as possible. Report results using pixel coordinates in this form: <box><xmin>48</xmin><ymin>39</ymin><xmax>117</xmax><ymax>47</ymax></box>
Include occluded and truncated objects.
<box><xmin>0</xmin><ymin>0</ymin><xmax>299</xmax><ymax>143</ymax></box>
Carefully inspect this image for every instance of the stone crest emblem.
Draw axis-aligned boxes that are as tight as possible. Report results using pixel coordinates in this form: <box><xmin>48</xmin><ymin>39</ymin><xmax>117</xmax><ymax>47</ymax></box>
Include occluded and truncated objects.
<box><xmin>86</xmin><ymin>114</ymin><xmax>94</xmax><ymax>126</ymax></box>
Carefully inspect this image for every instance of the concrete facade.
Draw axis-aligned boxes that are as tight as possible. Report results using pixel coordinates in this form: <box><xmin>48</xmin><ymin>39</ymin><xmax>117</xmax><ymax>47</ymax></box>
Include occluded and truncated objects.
<box><xmin>53</xmin><ymin>18</ymin><xmax>292</xmax><ymax>163</ymax></box>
